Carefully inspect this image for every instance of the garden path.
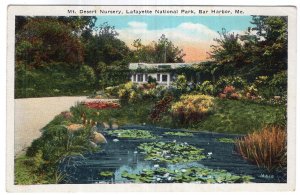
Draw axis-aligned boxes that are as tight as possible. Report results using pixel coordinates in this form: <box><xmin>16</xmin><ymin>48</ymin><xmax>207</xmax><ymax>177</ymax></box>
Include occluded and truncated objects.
<box><xmin>14</xmin><ymin>96</ymin><xmax>88</xmax><ymax>156</ymax></box>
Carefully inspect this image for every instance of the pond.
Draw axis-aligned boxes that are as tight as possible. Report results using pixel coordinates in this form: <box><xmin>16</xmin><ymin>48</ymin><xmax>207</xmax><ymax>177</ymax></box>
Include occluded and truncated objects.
<box><xmin>59</xmin><ymin>125</ymin><xmax>285</xmax><ymax>184</ymax></box>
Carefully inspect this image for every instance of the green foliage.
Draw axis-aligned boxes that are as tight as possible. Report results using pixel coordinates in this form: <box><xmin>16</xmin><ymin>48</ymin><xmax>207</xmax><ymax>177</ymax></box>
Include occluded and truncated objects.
<box><xmin>107</xmin><ymin>129</ymin><xmax>157</xmax><ymax>139</ymax></box>
<box><xmin>23</xmin><ymin>109</ymin><xmax>101</xmax><ymax>184</ymax></box>
<box><xmin>78</xmin><ymin>65</ymin><xmax>96</xmax><ymax>86</ymax></box>
<box><xmin>196</xmin><ymin>99</ymin><xmax>286</xmax><ymax>134</ymax></box>
<box><xmin>16</xmin><ymin>17</ymin><xmax>84</xmax><ymax>68</ymax></box>
<box><xmin>163</xmin><ymin>131</ymin><xmax>194</xmax><ymax>137</ymax></box>
<box><xmin>15</xmin><ymin>155</ymin><xmax>44</xmax><ymax>184</ymax></box>
<box><xmin>15</xmin><ymin>63</ymin><xmax>96</xmax><ymax>98</ymax></box>
<box><xmin>99</xmin><ymin>171</ymin><xmax>114</xmax><ymax>177</ymax></box>
<box><xmin>210</xmin><ymin>16</ymin><xmax>287</xmax><ymax>80</ymax></box>
<box><xmin>121</xmin><ymin>167</ymin><xmax>253</xmax><ymax>183</ymax></box>
<box><xmin>196</xmin><ymin>80</ymin><xmax>215</xmax><ymax>95</ymax></box>
<box><xmin>173</xmin><ymin>74</ymin><xmax>188</xmax><ymax>93</ymax></box>
<box><xmin>138</xmin><ymin>142</ymin><xmax>206</xmax><ymax>163</ymax></box>
<box><xmin>215</xmin><ymin>76</ymin><xmax>246</xmax><ymax>93</ymax></box>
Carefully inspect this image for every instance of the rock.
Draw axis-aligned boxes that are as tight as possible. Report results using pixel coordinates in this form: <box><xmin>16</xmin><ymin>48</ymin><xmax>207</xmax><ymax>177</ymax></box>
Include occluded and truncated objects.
<box><xmin>92</xmin><ymin>132</ymin><xmax>107</xmax><ymax>144</ymax></box>
<box><xmin>102</xmin><ymin>122</ymin><xmax>110</xmax><ymax>129</ymax></box>
<box><xmin>61</xmin><ymin>111</ymin><xmax>73</xmax><ymax>119</ymax></box>
<box><xmin>111</xmin><ymin>123</ymin><xmax>119</xmax><ymax>129</ymax></box>
<box><xmin>67</xmin><ymin>124</ymin><xmax>84</xmax><ymax>133</ymax></box>
<box><xmin>89</xmin><ymin>141</ymin><xmax>98</xmax><ymax>148</ymax></box>
<box><xmin>274</xmin><ymin>96</ymin><xmax>281</xmax><ymax>100</ymax></box>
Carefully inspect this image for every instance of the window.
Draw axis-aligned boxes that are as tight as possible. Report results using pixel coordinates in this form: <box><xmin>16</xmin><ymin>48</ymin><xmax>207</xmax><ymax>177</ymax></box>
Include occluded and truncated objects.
<box><xmin>133</xmin><ymin>74</ymin><xmax>136</xmax><ymax>82</ymax></box>
<box><xmin>157</xmin><ymin>74</ymin><xmax>160</xmax><ymax>82</ymax></box>
<box><xmin>162</xmin><ymin>74</ymin><xmax>168</xmax><ymax>82</ymax></box>
<box><xmin>137</xmin><ymin>74</ymin><xmax>143</xmax><ymax>82</ymax></box>
<box><xmin>158</xmin><ymin>65</ymin><xmax>171</xmax><ymax>69</ymax></box>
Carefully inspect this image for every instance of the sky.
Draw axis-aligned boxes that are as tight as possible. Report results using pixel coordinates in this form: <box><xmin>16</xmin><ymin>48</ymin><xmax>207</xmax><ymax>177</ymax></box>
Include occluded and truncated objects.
<box><xmin>95</xmin><ymin>16</ymin><xmax>254</xmax><ymax>62</ymax></box>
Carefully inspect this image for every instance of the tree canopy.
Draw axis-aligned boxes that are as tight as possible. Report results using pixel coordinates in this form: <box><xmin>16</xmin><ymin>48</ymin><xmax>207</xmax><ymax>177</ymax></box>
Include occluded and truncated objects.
<box><xmin>209</xmin><ymin>16</ymin><xmax>287</xmax><ymax>80</ymax></box>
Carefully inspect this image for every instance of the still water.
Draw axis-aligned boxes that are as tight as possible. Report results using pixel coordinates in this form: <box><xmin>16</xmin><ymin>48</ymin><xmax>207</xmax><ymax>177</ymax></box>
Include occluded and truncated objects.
<box><xmin>59</xmin><ymin>125</ymin><xmax>285</xmax><ymax>184</ymax></box>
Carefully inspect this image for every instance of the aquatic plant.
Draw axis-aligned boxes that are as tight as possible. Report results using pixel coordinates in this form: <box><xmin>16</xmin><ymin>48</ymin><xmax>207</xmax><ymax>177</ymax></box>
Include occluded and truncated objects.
<box><xmin>121</xmin><ymin>167</ymin><xmax>253</xmax><ymax>183</ymax></box>
<box><xmin>107</xmin><ymin>129</ymin><xmax>157</xmax><ymax>139</ymax></box>
<box><xmin>216</xmin><ymin>137</ymin><xmax>236</xmax><ymax>143</ymax></box>
<box><xmin>99</xmin><ymin>171</ymin><xmax>114</xmax><ymax>177</ymax></box>
<box><xmin>138</xmin><ymin>142</ymin><xmax>205</xmax><ymax>163</ymax></box>
<box><xmin>163</xmin><ymin>131</ymin><xmax>194</xmax><ymax>137</ymax></box>
<box><xmin>235</xmin><ymin>125</ymin><xmax>287</xmax><ymax>172</ymax></box>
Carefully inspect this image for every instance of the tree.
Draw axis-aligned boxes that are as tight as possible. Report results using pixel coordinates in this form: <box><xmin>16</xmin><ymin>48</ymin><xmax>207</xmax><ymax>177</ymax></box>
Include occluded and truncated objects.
<box><xmin>15</xmin><ymin>17</ymin><xmax>85</xmax><ymax>68</ymax></box>
<box><xmin>83</xmin><ymin>22</ymin><xmax>131</xmax><ymax>88</ymax></box>
<box><xmin>131</xmin><ymin>34</ymin><xmax>186</xmax><ymax>63</ymax></box>
<box><xmin>209</xmin><ymin>16</ymin><xmax>287</xmax><ymax>80</ymax></box>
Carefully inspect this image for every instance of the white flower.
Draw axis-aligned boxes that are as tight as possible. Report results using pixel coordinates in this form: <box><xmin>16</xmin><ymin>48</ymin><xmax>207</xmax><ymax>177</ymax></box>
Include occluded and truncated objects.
<box><xmin>181</xmin><ymin>169</ymin><xmax>187</xmax><ymax>173</ymax></box>
<box><xmin>167</xmin><ymin>177</ymin><xmax>172</xmax><ymax>181</ymax></box>
<box><xmin>154</xmin><ymin>164</ymin><xmax>159</xmax><ymax>168</ymax></box>
<box><xmin>163</xmin><ymin>173</ymin><xmax>170</xmax><ymax>178</ymax></box>
<box><xmin>113</xmin><ymin>139</ymin><xmax>119</xmax><ymax>142</ymax></box>
<box><xmin>156</xmin><ymin>178</ymin><xmax>161</xmax><ymax>181</ymax></box>
<box><xmin>207</xmin><ymin>152</ymin><xmax>213</xmax><ymax>156</ymax></box>
<box><xmin>133</xmin><ymin>151</ymin><xmax>138</xmax><ymax>154</ymax></box>
<box><xmin>173</xmin><ymin>140</ymin><xmax>177</xmax><ymax>143</ymax></box>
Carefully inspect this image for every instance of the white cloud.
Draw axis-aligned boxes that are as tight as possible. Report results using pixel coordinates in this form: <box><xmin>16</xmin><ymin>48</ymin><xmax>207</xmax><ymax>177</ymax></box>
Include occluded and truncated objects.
<box><xmin>116</xmin><ymin>21</ymin><xmax>223</xmax><ymax>62</ymax></box>
<box><xmin>117</xmin><ymin>21</ymin><xmax>219</xmax><ymax>48</ymax></box>
<box><xmin>127</xmin><ymin>21</ymin><xmax>148</xmax><ymax>29</ymax></box>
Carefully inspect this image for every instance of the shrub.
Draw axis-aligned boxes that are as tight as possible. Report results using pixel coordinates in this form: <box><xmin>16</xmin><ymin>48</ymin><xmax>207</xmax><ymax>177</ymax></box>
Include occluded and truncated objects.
<box><xmin>173</xmin><ymin>74</ymin><xmax>188</xmax><ymax>92</ymax></box>
<box><xmin>235</xmin><ymin>125</ymin><xmax>287</xmax><ymax>172</ymax></box>
<box><xmin>104</xmin><ymin>86</ymin><xmax>121</xmax><ymax>97</ymax></box>
<box><xmin>219</xmin><ymin>85</ymin><xmax>241</xmax><ymax>100</ymax></box>
<box><xmin>196</xmin><ymin>80</ymin><xmax>215</xmax><ymax>95</ymax></box>
<box><xmin>147</xmin><ymin>76</ymin><xmax>157</xmax><ymax>84</ymax></box>
<box><xmin>150</xmin><ymin>95</ymin><xmax>173</xmax><ymax>122</ymax></box>
<box><xmin>171</xmin><ymin>94</ymin><xmax>214</xmax><ymax>124</ymax></box>
<box><xmin>215</xmin><ymin>76</ymin><xmax>247</xmax><ymax>93</ymax></box>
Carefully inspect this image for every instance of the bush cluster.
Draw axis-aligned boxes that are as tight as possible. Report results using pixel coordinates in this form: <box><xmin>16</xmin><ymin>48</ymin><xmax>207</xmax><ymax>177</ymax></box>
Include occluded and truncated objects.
<box><xmin>171</xmin><ymin>94</ymin><xmax>214</xmax><ymax>124</ymax></box>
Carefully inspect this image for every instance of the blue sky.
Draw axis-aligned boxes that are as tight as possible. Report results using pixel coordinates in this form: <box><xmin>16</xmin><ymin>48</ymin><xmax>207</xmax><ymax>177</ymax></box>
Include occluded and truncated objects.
<box><xmin>96</xmin><ymin>16</ymin><xmax>253</xmax><ymax>32</ymax></box>
<box><xmin>95</xmin><ymin>16</ymin><xmax>254</xmax><ymax>62</ymax></box>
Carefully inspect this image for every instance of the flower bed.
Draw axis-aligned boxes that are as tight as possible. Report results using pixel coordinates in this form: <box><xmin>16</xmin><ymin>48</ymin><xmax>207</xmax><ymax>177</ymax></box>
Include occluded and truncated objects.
<box><xmin>83</xmin><ymin>101</ymin><xmax>120</xmax><ymax>110</ymax></box>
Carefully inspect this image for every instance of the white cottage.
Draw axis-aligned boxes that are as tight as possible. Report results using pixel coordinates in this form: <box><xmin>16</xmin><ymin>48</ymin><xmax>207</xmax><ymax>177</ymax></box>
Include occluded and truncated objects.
<box><xmin>129</xmin><ymin>63</ymin><xmax>195</xmax><ymax>86</ymax></box>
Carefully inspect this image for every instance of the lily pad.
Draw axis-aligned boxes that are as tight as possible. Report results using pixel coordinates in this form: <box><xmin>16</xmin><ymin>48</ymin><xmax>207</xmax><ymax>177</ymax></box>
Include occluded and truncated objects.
<box><xmin>216</xmin><ymin>137</ymin><xmax>236</xmax><ymax>143</ymax></box>
<box><xmin>99</xmin><ymin>171</ymin><xmax>114</xmax><ymax>177</ymax></box>
<box><xmin>121</xmin><ymin>167</ymin><xmax>253</xmax><ymax>183</ymax></box>
<box><xmin>107</xmin><ymin>129</ymin><xmax>157</xmax><ymax>139</ymax></box>
<box><xmin>163</xmin><ymin>132</ymin><xmax>194</xmax><ymax>137</ymax></box>
<box><xmin>138</xmin><ymin>141</ymin><xmax>206</xmax><ymax>163</ymax></box>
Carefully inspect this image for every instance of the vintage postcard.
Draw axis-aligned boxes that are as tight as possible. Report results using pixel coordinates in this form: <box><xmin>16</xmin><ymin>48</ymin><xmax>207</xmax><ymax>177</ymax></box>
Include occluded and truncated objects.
<box><xmin>6</xmin><ymin>5</ymin><xmax>296</xmax><ymax>192</ymax></box>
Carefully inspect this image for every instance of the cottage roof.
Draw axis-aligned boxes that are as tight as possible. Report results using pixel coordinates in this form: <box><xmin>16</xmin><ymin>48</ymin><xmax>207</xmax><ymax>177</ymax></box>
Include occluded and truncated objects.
<box><xmin>129</xmin><ymin>63</ymin><xmax>195</xmax><ymax>70</ymax></box>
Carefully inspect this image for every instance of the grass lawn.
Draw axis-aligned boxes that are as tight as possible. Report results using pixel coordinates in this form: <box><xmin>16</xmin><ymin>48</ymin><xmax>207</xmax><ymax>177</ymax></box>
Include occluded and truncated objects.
<box><xmin>193</xmin><ymin>99</ymin><xmax>286</xmax><ymax>134</ymax></box>
<box><xmin>71</xmin><ymin>98</ymin><xmax>286</xmax><ymax>135</ymax></box>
